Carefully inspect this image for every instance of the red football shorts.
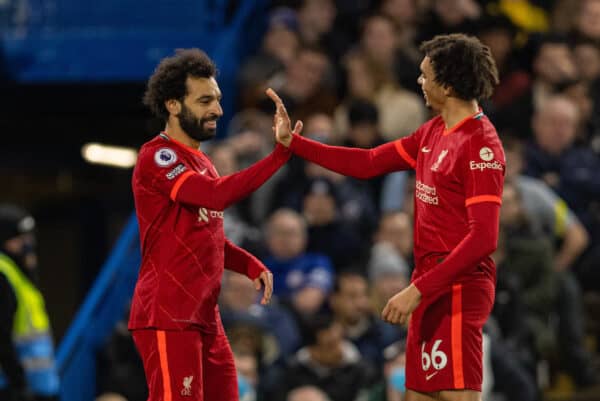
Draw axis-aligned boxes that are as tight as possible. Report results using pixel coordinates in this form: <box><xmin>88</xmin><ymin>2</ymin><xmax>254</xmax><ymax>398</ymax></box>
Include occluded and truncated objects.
<box><xmin>132</xmin><ymin>325</ymin><xmax>238</xmax><ymax>401</ymax></box>
<box><xmin>405</xmin><ymin>277</ymin><xmax>494</xmax><ymax>393</ymax></box>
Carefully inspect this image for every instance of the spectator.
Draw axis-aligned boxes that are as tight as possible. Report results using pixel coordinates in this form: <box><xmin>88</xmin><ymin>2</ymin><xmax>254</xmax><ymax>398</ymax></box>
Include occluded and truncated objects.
<box><xmin>219</xmin><ymin>270</ymin><xmax>301</xmax><ymax>362</ymax></box>
<box><xmin>0</xmin><ymin>204</ymin><xmax>60</xmax><ymax>401</ymax></box>
<box><xmin>525</xmin><ymin>95</ymin><xmax>600</xmax><ymax>238</ymax></box>
<box><xmin>367</xmin><ymin>242</ymin><xmax>410</xmax><ymax>314</ymax></box>
<box><xmin>372</xmin><ymin>212</ymin><xmax>414</xmax><ymax>270</ymax></box>
<box><xmin>366</xmin><ymin>341</ymin><xmax>407</xmax><ymax>401</ymax></box>
<box><xmin>334</xmin><ymin>37</ymin><xmax>425</xmax><ymax>141</ymax></box>
<box><xmin>301</xmin><ymin>177</ymin><xmax>364</xmax><ymax>269</ymax></box>
<box><xmin>265</xmin><ymin>313</ymin><xmax>376</xmax><ymax>401</ymax></box>
<box><xmin>573</xmin><ymin>0</ymin><xmax>600</xmax><ymax>42</ymax></box>
<box><xmin>494</xmin><ymin>35</ymin><xmax>577</xmax><ymax>138</ymax></box>
<box><xmin>416</xmin><ymin>0</ymin><xmax>481</xmax><ymax>43</ymax></box>
<box><xmin>330</xmin><ymin>270</ymin><xmax>404</xmax><ymax>365</ymax></box>
<box><xmin>259</xmin><ymin>46</ymin><xmax>338</xmax><ymax>122</ymax></box>
<box><xmin>499</xmin><ymin>182</ymin><xmax>597</xmax><ymax>388</ymax></box>
<box><xmin>262</xmin><ymin>209</ymin><xmax>334</xmax><ymax>317</ymax></box>
<box><xmin>239</xmin><ymin>7</ymin><xmax>300</xmax><ymax>108</ymax></box>
<box><xmin>503</xmin><ymin>136</ymin><xmax>589</xmax><ymax>272</ymax></box>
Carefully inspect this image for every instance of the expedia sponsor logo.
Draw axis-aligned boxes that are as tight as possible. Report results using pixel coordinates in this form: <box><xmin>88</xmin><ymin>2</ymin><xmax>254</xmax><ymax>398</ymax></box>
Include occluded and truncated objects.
<box><xmin>469</xmin><ymin>160</ymin><xmax>503</xmax><ymax>171</ymax></box>
<box><xmin>415</xmin><ymin>180</ymin><xmax>439</xmax><ymax>205</ymax></box>
<box><xmin>166</xmin><ymin>163</ymin><xmax>187</xmax><ymax>180</ymax></box>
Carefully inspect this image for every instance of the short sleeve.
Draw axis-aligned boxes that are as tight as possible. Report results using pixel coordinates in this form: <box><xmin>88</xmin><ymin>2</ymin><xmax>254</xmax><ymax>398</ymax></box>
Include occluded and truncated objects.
<box><xmin>461</xmin><ymin>132</ymin><xmax>505</xmax><ymax>207</ymax></box>
<box><xmin>136</xmin><ymin>146</ymin><xmax>196</xmax><ymax>201</ymax></box>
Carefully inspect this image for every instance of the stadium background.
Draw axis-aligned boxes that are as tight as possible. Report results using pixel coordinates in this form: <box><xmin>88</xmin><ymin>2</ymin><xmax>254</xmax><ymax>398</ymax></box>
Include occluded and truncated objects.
<box><xmin>0</xmin><ymin>0</ymin><xmax>599</xmax><ymax>400</ymax></box>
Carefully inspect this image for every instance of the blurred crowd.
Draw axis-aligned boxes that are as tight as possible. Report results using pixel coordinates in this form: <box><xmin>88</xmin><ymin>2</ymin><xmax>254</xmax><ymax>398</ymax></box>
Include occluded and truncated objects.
<box><xmin>93</xmin><ymin>0</ymin><xmax>600</xmax><ymax>400</ymax></box>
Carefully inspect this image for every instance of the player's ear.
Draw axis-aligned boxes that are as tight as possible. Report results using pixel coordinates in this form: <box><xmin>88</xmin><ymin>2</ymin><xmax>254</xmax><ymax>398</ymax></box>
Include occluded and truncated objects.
<box><xmin>165</xmin><ymin>99</ymin><xmax>182</xmax><ymax>116</ymax></box>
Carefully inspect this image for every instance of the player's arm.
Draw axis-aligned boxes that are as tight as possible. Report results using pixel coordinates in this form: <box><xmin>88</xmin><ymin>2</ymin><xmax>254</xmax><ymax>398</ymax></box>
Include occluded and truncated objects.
<box><xmin>287</xmin><ymin>135</ymin><xmax>417</xmax><ymax>179</ymax></box>
<box><xmin>169</xmin><ymin>144</ymin><xmax>291</xmax><ymax>210</ymax></box>
<box><xmin>267</xmin><ymin>88</ymin><xmax>419</xmax><ymax>178</ymax></box>
<box><xmin>553</xmin><ymin>201</ymin><xmax>589</xmax><ymax>272</ymax></box>
<box><xmin>412</xmin><ymin>201</ymin><xmax>500</xmax><ymax>297</ymax></box>
<box><xmin>224</xmin><ymin>239</ymin><xmax>273</xmax><ymax>305</ymax></box>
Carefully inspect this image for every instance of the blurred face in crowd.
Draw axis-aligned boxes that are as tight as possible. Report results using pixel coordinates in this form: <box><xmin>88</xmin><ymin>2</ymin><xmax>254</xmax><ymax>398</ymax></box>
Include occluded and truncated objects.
<box><xmin>578</xmin><ymin>0</ymin><xmax>600</xmax><ymax>40</ymax></box>
<box><xmin>266</xmin><ymin>210</ymin><xmax>307</xmax><ymax>259</ymax></box>
<box><xmin>500</xmin><ymin>184</ymin><xmax>522</xmax><ymax>228</ymax></box>
<box><xmin>418</xmin><ymin>57</ymin><xmax>447</xmax><ymax>111</ymax></box>
<box><xmin>305</xmin><ymin>113</ymin><xmax>334</xmax><ymax>143</ymax></box>
<box><xmin>532</xmin><ymin>97</ymin><xmax>579</xmax><ymax>156</ymax></box>
<box><xmin>303</xmin><ymin>192</ymin><xmax>337</xmax><ymax>226</ymax></box>
<box><xmin>381</xmin><ymin>0</ymin><xmax>417</xmax><ymax>27</ymax></box>
<box><xmin>375</xmin><ymin>212</ymin><xmax>413</xmax><ymax>258</ymax></box>
<box><xmin>210</xmin><ymin>144</ymin><xmax>238</xmax><ymax>176</ymax></box>
<box><xmin>434</xmin><ymin>0</ymin><xmax>480</xmax><ymax>26</ymax></box>
<box><xmin>533</xmin><ymin>43</ymin><xmax>577</xmax><ymax>84</ymax></box>
<box><xmin>286</xmin><ymin>49</ymin><xmax>329</xmax><ymax>99</ymax></box>
<box><xmin>504</xmin><ymin>146</ymin><xmax>524</xmax><ymax>180</ymax></box>
<box><xmin>264</xmin><ymin>25</ymin><xmax>300</xmax><ymax>65</ymax></box>
<box><xmin>312</xmin><ymin>321</ymin><xmax>344</xmax><ymax>365</ymax></box>
<box><xmin>172</xmin><ymin>77</ymin><xmax>223</xmax><ymax>142</ymax></box>
<box><xmin>362</xmin><ymin>16</ymin><xmax>398</xmax><ymax>63</ymax></box>
<box><xmin>287</xmin><ymin>386</ymin><xmax>330</xmax><ymax>401</ymax></box>
<box><xmin>299</xmin><ymin>0</ymin><xmax>336</xmax><ymax>37</ymax></box>
<box><xmin>331</xmin><ymin>275</ymin><xmax>372</xmax><ymax>325</ymax></box>
<box><xmin>346</xmin><ymin>54</ymin><xmax>376</xmax><ymax>98</ymax></box>
<box><xmin>479</xmin><ymin>29</ymin><xmax>513</xmax><ymax>69</ymax></box>
<box><xmin>574</xmin><ymin>43</ymin><xmax>600</xmax><ymax>82</ymax></box>
<box><xmin>221</xmin><ymin>272</ymin><xmax>258</xmax><ymax>311</ymax></box>
<box><xmin>349</xmin><ymin>122</ymin><xmax>379</xmax><ymax>148</ymax></box>
<box><xmin>562</xmin><ymin>82</ymin><xmax>593</xmax><ymax>123</ymax></box>
<box><xmin>233</xmin><ymin>352</ymin><xmax>258</xmax><ymax>387</ymax></box>
<box><xmin>293</xmin><ymin>287</ymin><xmax>327</xmax><ymax>315</ymax></box>
<box><xmin>3</xmin><ymin>233</ymin><xmax>37</xmax><ymax>271</ymax></box>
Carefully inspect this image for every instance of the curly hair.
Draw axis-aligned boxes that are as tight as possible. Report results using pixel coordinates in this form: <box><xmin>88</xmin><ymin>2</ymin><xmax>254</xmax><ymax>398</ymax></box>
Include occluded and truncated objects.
<box><xmin>420</xmin><ymin>34</ymin><xmax>499</xmax><ymax>101</ymax></box>
<box><xmin>143</xmin><ymin>48</ymin><xmax>217</xmax><ymax>120</ymax></box>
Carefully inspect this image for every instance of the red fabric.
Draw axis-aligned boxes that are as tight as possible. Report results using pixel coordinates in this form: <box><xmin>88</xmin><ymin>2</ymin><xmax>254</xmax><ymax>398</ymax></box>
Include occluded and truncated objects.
<box><xmin>130</xmin><ymin>135</ymin><xmax>288</xmax><ymax>332</ymax></box>
<box><xmin>132</xmin><ymin>323</ymin><xmax>238</xmax><ymax>401</ymax></box>
<box><xmin>224</xmin><ymin>239</ymin><xmax>267</xmax><ymax>280</ymax></box>
<box><xmin>289</xmin><ymin>134</ymin><xmax>414</xmax><ymax>178</ymax></box>
<box><xmin>405</xmin><ymin>278</ymin><xmax>494</xmax><ymax>392</ymax></box>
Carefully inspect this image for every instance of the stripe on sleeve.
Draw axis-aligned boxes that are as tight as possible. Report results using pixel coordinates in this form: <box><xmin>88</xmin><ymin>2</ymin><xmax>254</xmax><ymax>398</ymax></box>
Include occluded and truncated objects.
<box><xmin>465</xmin><ymin>195</ymin><xmax>502</xmax><ymax>207</ymax></box>
<box><xmin>393</xmin><ymin>140</ymin><xmax>417</xmax><ymax>168</ymax></box>
<box><xmin>169</xmin><ymin>171</ymin><xmax>196</xmax><ymax>201</ymax></box>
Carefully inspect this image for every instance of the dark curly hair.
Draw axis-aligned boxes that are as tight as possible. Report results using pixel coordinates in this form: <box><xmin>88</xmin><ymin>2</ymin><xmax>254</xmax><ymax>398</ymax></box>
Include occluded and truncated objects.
<box><xmin>143</xmin><ymin>48</ymin><xmax>217</xmax><ymax>121</ymax></box>
<box><xmin>420</xmin><ymin>34</ymin><xmax>499</xmax><ymax>101</ymax></box>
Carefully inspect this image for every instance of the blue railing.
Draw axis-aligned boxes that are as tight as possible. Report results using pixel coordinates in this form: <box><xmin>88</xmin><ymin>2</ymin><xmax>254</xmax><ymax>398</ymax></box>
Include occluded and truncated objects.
<box><xmin>56</xmin><ymin>214</ymin><xmax>141</xmax><ymax>401</ymax></box>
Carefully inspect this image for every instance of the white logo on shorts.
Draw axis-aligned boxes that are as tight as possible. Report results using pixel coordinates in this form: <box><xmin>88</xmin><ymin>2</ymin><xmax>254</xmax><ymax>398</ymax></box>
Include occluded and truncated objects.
<box><xmin>181</xmin><ymin>375</ymin><xmax>193</xmax><ymax>396</ymax></box>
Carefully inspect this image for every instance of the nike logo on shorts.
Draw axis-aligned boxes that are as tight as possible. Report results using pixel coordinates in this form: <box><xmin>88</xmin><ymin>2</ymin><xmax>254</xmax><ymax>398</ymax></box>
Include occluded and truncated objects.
<box><xmin>425</xmin><ymin>371</ymin><xmax>439</xmax><ymax>381</ymax></box>
<box><xmin>421</xmin><ymin>146</ymin><xmax>431</xmax><ymax>153</ymax></box>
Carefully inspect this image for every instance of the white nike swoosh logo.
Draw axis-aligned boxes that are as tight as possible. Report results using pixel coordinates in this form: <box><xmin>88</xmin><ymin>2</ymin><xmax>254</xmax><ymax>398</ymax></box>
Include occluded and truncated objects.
<box><xmin>200</xmin><ymin>168</ymin><xmax>207</xmax><ymax>175</ymax></box>
<box><xmin>421</xmin><ymin>147</ymin><xmax>431</xmax><ymax>153</ymax></box>
<box><xmin>425</xmin><ymin>371</ymin><xmax>439</xmax><ymax>381</ymax></box>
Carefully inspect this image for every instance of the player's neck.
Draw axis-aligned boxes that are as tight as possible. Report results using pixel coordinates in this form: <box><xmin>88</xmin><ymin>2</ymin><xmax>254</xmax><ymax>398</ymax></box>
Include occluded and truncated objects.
<box><xmin>440</xmin><ymin>98</ymin><xmax>480</xmax><ymax>130</ymax></box>
<box><xmin>164</xmin><ymin>121</ymin><xmax>201</xmax><ymax>150</ymax></box>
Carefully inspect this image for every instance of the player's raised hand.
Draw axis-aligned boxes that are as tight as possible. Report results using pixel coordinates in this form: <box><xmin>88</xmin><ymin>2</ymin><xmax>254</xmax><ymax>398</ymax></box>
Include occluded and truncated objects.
<box><xmin>254</xmin><ymin>270</ymin><xmax>274</xmax><ymax>305</ymax></box>
<box><xmin>382</xmin><ymin>284</ymin><xmax>422</xmax><ymax>326</ymax></box>
<box><xmin>266</xmin><ymin>87</ymin><xmax>303</xmax><ymax>147</ymax></box>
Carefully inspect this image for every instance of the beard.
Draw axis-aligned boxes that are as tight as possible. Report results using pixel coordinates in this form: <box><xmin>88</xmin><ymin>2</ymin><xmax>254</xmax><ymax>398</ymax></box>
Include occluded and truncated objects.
<box><xmin>177</xmin><ymin>103</ymin><xmax>218</xmax><ymax>142</ymax></box>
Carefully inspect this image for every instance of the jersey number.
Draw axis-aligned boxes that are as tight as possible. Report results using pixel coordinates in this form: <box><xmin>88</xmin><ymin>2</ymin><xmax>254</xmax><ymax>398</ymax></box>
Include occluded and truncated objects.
<box><xmin>421</xmin><ymin>340</ymin><xmax>448</xmax><ymax>371</ymax></box>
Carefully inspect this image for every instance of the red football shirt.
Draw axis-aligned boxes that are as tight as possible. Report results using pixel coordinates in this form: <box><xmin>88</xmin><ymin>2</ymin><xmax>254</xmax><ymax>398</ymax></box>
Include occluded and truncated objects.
<box><xmin>288</xmin><ymin>110</ymin><xmax>505</xmax><ymax>300</ymax></box>
<box><xmin>394</xmin><ymin>112</ymin><xmax>505</xmax><ymax>296</ymax></box>
<box><xmin>129</xmin><ymin>133</ymin><xmax>290</xmax><ymax>332</ymax></box>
